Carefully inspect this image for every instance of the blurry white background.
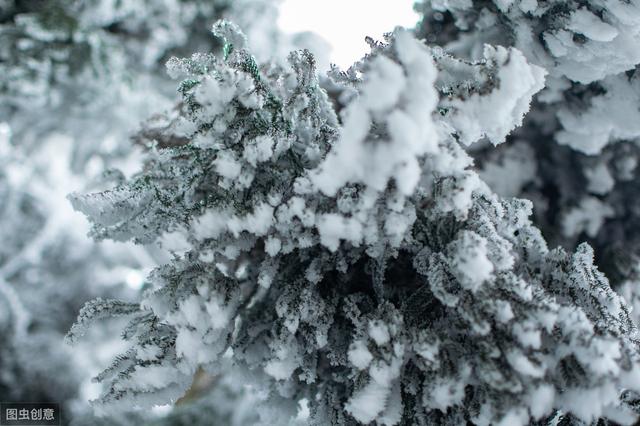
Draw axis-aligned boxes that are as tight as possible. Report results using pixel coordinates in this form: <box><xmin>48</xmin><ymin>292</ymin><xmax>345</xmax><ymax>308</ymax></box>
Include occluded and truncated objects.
<box><xmin>278</xmin><ymin>0</ymin><xmax>419</xmax><ymax>69</ymax></box>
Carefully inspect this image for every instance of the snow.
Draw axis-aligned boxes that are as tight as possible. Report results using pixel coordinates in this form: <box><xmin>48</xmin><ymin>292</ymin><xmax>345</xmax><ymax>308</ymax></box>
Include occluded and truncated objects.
<box><xmin>178</xmin><ymin>295</ymin><xmax>205</xmax><ymax>326</ymax></box>
<box><xmin>175</xmin><ymin>328</ymin><xmax>204</xmax><ymax>359</ymax></box>
<box><xmin>18</xmin><ymin>3</ymin><xmax>640</xmax><ymax>423</ymax></box>
<box><xmin>415</xmin><ymin>341</ymin><xmax>439</xmax><ymax>363</ymax></box>
<box><xmin>194</xmin><ymin>203</ymin><xmax>275</xmax><ymax>240</ymax></box>
<box><xmin>527</xmin><ymin>385</ymin><xmax>555</xmax><ymax>419</ymax></box>
<box><xmin>494</xmin><ymin>300</ymin><xmax>515</xmax><ymax>323</ymax></box>
<box><xmin>243</xmin><ymin>136</ymin><xmax>275</xmax><ymax>166</ymax></box>
<box><xmin>558</xmin><ymin>383</ymin><xmax>620</xmax><ymax>423</ymax></box>
<box><xmin>513</xmin><ymin>321</ymin><xmax>541</xmax><ymax>349</ymax></box>
<box><xmin>214</xmin><ymin>152</ymin><xmax>242</xmax><ymax>180</ymax></box>
<box><xmin>506</xmin><ymin>350</ymin><xmax>545</xmax><ymax>378</ymax></box>
<box><xmin>568</xmin><ymin>8</ymin><xmax>619</xmax><ymax>42</ymax></box>
<box><xmin>442</xmin><ymin>46</ymin><xmax>546</xmax><ymax>146</ymax></box>
<box><xmin>192</xmin><ymin>209</ymin><xmax>233</xmax><ymax>240</ymax></box>
<box><xmin>212</xmin><ymin>20</ymin><xmax>248</xmax><ymax>50</ymax></box>
<box><xmin>377</xmin><ymin>380</ymin><xmax>402</xmax><ymax>426</ymax></box>
<box><xmin>126</xmin><ymin>363</ymin><xmax>189</xmax><ymax>392</ymax></box>
<box><xmin>236</xmin><ymin>74</ymin><xmax>264</xmax><ymax>109</ymax></box>
<box><xmin>557</xmin><ymin>73</ymin><xmax>640</xmax><ymax>154</ymax></box>
<box><xmin>316</xmin><ymin>213</ymin><xmax>364</xmax><ymax>251</ymax></box>
<box><xmin>198</xmin><ymin>250</ymin><xmax>214</xmax><ymax>263</ymax></box>
<box><xmin>344</xmin><ymin>381</ymin><xmax>389</xmax><ymax>423</ymax></box>
<box><xmin>361</xmin><ymin>56</ymin><xmax>406</xmax><ymax>114</ymax></box>
<box><xmin>0</xmin><ymin>122</ymin><xmax>10</xmax><ymax>156</ymax></box>
<box><xmin>348</xmin><ymin>340</ymin><xmax>374</xmax><ymax>370</ymax></box>
<box><xmin>539</xmin><ymin>3</ymin><xmax>640</xmax><ymax>84</ymax></box>
<box><xmin>582</xmin><ymin>338</ymin><xmax>621</xmax><ymax>376</ymax></box>
<box><xmin>449</xmin><ymin>231</ymin><xmax>494</xmax><ymax>292</ymax></box>
<box><xmin>345</xmin><ymin>349</ymin><xmax>404</xmax><ymax>424</ymax></box>
<box><xmin>585</xmin><ymin>163</ymin><xmax>615</xmax><ymax>195</ymax></box>
<box><xmin>311</xmin><ymin>30</ymin><xmax>439</xmax><ymax>198</ymax></box>
<box><xmin>264</xmin><ymin>349</ymin><xmax>301</xmax><ymax>381</ymax></box>
<box><xmin>258</xmin><ymin>259</ymin><xmax>278</xmax><ymax>289</ymax></box>
<box><xmin>310</xmin><ymin>105</ymin><xmax>370</xmax><ymax>196</ymax></box>
<box><xmin>427</xmin><ymin>376</ymin><xmax>466</xmax><ymax>411</ymax></box>
<box><xmin>193</xmin><ymin>75</ymin><xmax>236</xmax><ymax>118</ymax></box>
<box><xmin>265</xmin><ymin>236</ymin><xmax>282</xmax><ymax>256</ymax></box>
<box><xmin>384</xmin><ymin>208</ymin><xmax>416</xmax><ymax>247</ymax></box>
<box><xmin>368</xmin><ymin>320</ymin><xmax>391</xmax><ymax>346</ymax></box>
<box><xmin>496</xmin><ymin>409</ymin><xmax>529</xmax><ymax>426</ymax></box>
<box><xmin>158</xmin><ymin>228</ymin><xmax>192</xmax><ymax>254</ymax></box>
<box><xmin>204</xmin><ymin>294</ymin><xmax>234</xmax><ymax>329</ymax></box>
<box><xmin>562</xmin><ymin>197</ymin><xmax>615</xmax><ymax>238</ymax></box>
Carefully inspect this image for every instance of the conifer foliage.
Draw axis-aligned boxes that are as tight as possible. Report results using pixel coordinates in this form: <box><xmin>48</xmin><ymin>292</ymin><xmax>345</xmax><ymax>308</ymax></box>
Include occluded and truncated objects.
<box><xmin>414</xmin><ymin>0</ymin><xmax>640</xmax><ymax>322</ymax></box>
<box><xmin>0</xmin><ymin>0</ymin><xmax>289</xmax><ymax>421</ymax></box>
<box><xmin>68</xmin><ymin>20</ymin><xmax>640</xmax><ymax>425</ymax></box>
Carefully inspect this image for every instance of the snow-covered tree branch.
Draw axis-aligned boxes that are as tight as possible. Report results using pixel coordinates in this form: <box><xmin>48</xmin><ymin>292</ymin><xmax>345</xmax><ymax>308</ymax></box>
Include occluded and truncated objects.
<box><xmin>4</xmin><ymin>0</ymin><xmax>640</xmax><ymax>425</ymax></box>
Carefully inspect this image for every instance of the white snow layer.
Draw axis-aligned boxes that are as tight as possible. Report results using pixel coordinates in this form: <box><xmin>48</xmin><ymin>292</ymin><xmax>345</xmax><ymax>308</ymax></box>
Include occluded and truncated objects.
<box><xmin>311</xmin><ymin>30</ymin><xmax>439</xmax><ymax>197</ymax></box>
<box><xmin>442</xmin><ymin>45</ymin><xmax>546</xmax><ymax>146</ymax></box>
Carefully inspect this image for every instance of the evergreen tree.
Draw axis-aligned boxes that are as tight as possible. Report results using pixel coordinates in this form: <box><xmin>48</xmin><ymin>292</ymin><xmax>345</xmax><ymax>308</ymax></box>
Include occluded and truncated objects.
<box><xmin>0</xmin><ymin>0</ymin><xmax>322</xmax><ymax>168</ymax></box>
<box><xmin>69</xmin><ymin>21</ymin><xmax>640</xmax><ymax>425</ymax></box>
<box><xmin>1</xmin><ymin>1</ymin><xmax>327</xmax><ymax>423</ymax></box>
<box><xmin>413</xmin><ymin>0</ymin><xmax>640</xmax><ymax>320</ymax></box>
